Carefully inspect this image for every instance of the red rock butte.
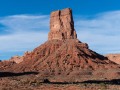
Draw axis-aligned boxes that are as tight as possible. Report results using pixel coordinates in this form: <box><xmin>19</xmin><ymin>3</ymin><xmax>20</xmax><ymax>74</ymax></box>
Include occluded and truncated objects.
<box><xmin>48</xmin><ymin>8</ymin><xmax>77</xmax><ymax>40</ymax></box>
<box><xmin>0</xmin><ymin>8</ymin><xmax>120</xmax><ymax>82</ymax></box>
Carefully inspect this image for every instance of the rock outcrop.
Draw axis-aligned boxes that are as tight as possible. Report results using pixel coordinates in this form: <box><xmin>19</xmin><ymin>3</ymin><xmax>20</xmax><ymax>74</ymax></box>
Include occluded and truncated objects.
<box><xmin>106</xmin><ymin>54</ymin><xmax>120</xmax><ymax>64</ymax></box>
<box><xmin>48</xmin><ymin>8</ymin><xmax>77</xmax><ymax>40</ymax></box>
<box><xmin>9</xmin><ymin>56</ymin><xmax>23</xmax><ymax>64</ymax></box>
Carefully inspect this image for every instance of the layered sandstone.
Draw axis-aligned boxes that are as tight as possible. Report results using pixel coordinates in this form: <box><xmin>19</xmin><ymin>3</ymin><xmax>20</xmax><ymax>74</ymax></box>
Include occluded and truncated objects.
<box><xmin>48</xmin><ymin>8</ymin><xmax>77</xmax><ymax>40</ymax></box>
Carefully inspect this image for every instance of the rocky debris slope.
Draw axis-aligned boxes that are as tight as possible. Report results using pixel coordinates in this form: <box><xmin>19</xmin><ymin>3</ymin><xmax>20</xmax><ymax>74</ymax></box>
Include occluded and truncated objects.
<box><xmin>12</xmin><ymin>39</ymin><xmax>118</xmax><ymax>73</ymax></box>
<box><xmin>0</xmin><ymin>60</ymin><xmax>16</xmax><ymax>70</ymax></box>
<box><xmin>106</xmin><ymin>54</ymin><xmax>120</xmax><ymax>64</ymax></box>
<box><xmin>0</xmin><ymin>56</ymin><xmax>23</xmax><ymax>70</ymax></box>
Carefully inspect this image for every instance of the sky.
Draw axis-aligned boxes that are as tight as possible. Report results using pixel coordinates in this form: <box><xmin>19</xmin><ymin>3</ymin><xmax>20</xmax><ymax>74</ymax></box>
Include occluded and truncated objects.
<box><xmin>1</xmin><ymin>0</ymin><xmax>120</xmax><ymax>60</ymax></box>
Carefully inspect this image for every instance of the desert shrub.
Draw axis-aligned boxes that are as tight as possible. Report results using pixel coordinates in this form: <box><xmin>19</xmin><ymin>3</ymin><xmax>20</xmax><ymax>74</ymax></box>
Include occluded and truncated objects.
<box><xmin>43</xmin><ymin>79</ymin><xmax>50</xmax><ymax>83</ymax></box>
<box><xmin>100</xmin><ymin>83</ymin><xmax>107</xmax><ymax>90</ymax></box>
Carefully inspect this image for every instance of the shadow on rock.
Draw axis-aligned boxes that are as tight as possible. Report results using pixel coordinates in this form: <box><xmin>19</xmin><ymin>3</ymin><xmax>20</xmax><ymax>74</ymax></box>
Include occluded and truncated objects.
<box><xmin>0</xmin><ymin>71</ymin><xmax>38</xmax><ymax>77</ymax></box>
<box><xmin>42</xmin><ymin>79</ymin><xmax>120</xmax><ymax>85</ymax></box>
<box><xmin>82</xmin><ymin>79</ymin><xmax>120</xmax><ymax>85</ymax></box>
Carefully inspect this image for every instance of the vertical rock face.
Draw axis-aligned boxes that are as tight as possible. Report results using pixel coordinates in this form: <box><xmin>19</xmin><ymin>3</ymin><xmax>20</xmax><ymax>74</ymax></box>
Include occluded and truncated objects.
<box><xmin>48</xmin><ymin>8</ymin><xmax>77</xmax><ymax>40</ymax></box>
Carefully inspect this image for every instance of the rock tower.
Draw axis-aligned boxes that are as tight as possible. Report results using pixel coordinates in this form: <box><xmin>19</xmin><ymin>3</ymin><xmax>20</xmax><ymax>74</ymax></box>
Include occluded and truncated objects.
<box><xmin>48</xmin><ymin>8</ymin><xmax>77</xmax><ymax>40</ymax></box>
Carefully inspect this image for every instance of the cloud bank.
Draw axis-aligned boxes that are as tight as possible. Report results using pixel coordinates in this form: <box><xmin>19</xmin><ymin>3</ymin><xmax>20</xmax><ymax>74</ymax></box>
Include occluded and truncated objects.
<box><xmin>1</xmin><ymin>11</ymin><xmax>120</xmax><ymax>60</ymax></box>
<box><xmin>0</xmin><ymin>15</ymin><xmax>49</xmax><ymax>60</ymax></box>
<box><xmin>75</xmin><ymin>11</ymin><xmax>120</xmax><ymax>54</ymax></box>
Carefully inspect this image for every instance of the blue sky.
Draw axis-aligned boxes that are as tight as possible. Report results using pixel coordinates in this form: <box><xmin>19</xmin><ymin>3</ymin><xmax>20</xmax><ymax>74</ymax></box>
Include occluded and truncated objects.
<box><xmin>1</xmin><ymin>0</ymin><xmax>120</xmax><ymax>60</ymax></box>
<box><xmin>0</xmin><ymin>0</ymin><xmax>120</xmax><ymax>16</ymax></box>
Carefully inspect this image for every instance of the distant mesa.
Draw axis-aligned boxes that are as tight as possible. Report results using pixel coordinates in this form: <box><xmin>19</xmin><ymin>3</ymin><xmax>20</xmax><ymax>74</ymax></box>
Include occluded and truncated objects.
<box><xmin>106</xmin><ymin>54</ymin><xmax>120</xmax><ymax>64</ymax></box>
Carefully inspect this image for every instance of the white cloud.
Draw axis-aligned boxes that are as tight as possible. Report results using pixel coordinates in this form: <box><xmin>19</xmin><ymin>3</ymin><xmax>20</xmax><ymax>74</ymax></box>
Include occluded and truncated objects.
<box><xmin>0</xmin><ymin>15</ymin><xmax>49</xmax><ymax>59</ymax></box>
<box><xmin>0</xmin><ymin>32</ymin><xmax>47</xmax><ymax>51</ymax></box>
<box><xmin>0</xmin><ymin>14</ymin><xmax>49</xmax><ymax>33</ymax></box>
<box><xmin>75</xmin><ymin>10</ymin><xmax>120</xmax><ymax>54</ymax></box>
<box><xmin>1</xmin><ymin>11</ymin><xmax>120</xmax><ymax>60</ymax></box>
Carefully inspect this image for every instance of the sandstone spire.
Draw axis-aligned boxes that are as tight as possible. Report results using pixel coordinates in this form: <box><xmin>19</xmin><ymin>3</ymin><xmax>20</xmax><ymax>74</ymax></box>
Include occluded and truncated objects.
<box><xmin>48</xmin><ymin>8</ymin><xmax>77</xmax><ymax>40</ymax></box>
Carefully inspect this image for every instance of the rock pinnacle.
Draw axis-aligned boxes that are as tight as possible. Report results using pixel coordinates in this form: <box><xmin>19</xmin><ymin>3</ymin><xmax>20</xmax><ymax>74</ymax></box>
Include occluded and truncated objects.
<box><xmin>48</xmin><ymin>8</ymin><xmax>77</xmax><ymax>40</ymax></box>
